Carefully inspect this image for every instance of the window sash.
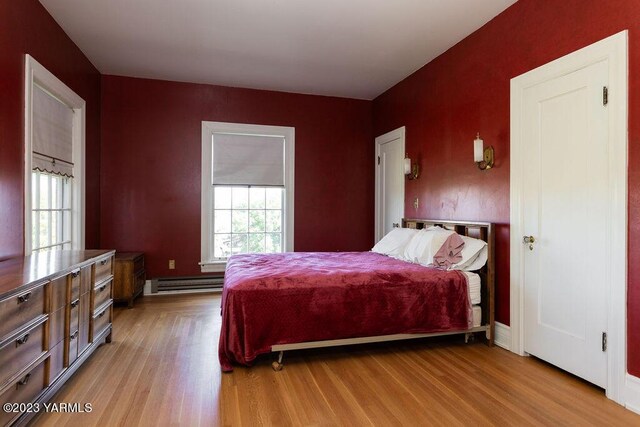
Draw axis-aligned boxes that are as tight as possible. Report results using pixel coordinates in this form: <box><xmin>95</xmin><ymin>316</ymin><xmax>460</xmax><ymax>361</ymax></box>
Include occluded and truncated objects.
<box><xmin>210</xmin><ymin>185</ymin><xmax>284</xmax><ymax>260</ymax></box>
<box><xmin>31</xmin><ymin>170</ymin><xmax>73</xmax><ymax>253</ymax></box>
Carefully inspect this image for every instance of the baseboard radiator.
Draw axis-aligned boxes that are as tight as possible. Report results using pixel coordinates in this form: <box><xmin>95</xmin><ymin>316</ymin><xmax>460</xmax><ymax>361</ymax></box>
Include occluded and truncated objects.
<box><xmin>151</xmin><ymin>276</ymin><xmax>224</xmax><ymax>293</ymax></box>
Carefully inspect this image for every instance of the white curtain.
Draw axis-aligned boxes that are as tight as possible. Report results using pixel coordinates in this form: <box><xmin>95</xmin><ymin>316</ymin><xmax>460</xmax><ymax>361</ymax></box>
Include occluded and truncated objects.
<box><xmin>212</xmin><ymin>133</ymin><xmax>285</xmax><ymax>186</ymax></box>
<box><xmin>32</xmin><ymin>84</ymin><xmax>74</xmax><ymax>177</ymax></box>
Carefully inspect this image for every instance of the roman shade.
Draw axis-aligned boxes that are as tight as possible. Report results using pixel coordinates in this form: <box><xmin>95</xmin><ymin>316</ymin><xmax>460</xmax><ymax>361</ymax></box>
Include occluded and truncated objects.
<box><xmin>212</xmin><ymin>133</ymin><xmax>285</xmax><ymax>186</ymax></box>
<box><xmin>32</xmin><ymin>84</ymin><xmax>74</xmax><ymax>177</ymax></box>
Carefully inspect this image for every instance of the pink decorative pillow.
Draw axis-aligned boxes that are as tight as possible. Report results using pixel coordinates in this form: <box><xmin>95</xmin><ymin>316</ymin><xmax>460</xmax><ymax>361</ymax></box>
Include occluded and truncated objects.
<box><xmin>432</xmin><ymin>233</ymin><xmax>465</xmax><ymax>269</ymax></box>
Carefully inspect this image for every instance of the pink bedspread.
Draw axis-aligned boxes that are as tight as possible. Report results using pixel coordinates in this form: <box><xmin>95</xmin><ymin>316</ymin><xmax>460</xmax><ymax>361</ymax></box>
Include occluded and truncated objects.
<box><xmin>218</xmin><ymin>252</ymin><xmax>471</xmax><ymax>371</ymax></box>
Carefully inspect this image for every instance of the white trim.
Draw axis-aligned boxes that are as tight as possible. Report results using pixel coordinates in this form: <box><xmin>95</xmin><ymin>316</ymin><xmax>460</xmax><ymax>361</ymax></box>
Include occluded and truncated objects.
<box><xmin>374</xmin><ymin>126</ymin><xmax>406</xmax><ymax>243</ymax></box>
<box><xmin>200</xmin><ymin>121</ymin><xmax>294</xmax><ymax>271</ymax></box>
<box><xmin>24</xmin><ymin>55</ymin><xmax>86</xmax><ymax>254</ymax></box>
<box><xmin>510</xmin><ymin>31</ymin><xmax>628</xmax><ymax>404</ymax></box>
<box><xmin>494</xmin><ymin>322</ymin><xmax>511</xmax><ymax>351</ymax></box>
<box><xmin>626</xmin><ymin>374</ymin><xmax>640</xmax><ymax>415</ymax></box>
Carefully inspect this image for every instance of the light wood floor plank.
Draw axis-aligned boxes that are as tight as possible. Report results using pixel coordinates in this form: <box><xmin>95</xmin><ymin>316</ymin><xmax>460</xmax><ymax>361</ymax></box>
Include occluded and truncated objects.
<box><xmin>31</xmin><ymin>293</ymin><xmax>640</xmax><ymax>426</ymax></box>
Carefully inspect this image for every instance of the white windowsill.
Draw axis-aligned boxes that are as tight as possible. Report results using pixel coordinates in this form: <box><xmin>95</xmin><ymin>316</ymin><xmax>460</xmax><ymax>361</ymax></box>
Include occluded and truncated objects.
<box><xmin>200</xmin><ymin>261</ymin><xmax>227</xmax><ymax>273</ymax></box>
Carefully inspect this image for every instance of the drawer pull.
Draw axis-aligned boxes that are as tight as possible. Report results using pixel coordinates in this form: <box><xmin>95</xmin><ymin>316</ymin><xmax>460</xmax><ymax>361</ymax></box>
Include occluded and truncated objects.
<box><xmin>15</xmin><ymin>333</ymin><xmax>30</xmax><ymax>346</ymax></box>
<box><xmin>16</xmin><ymin>373</ymin><xmax>31</xmax><ymax>387</ymax></box>
<box><xmin>98</xmin><ymin>285</ymin><xmax>106</xmax><ymax>293</ymax></box>
<box><xmin>70</xmin><ymin>330</ymin><xmax>79</xmax><ymax>340</ymax></box>
<box><xmin>71</xmin><ymin>270</ymin><xmax>80</xmax><ymax>278</ymax></box>
<box><xmin>70</xmin><ymin>299</ymin><xmax>80</xmax><ymax>309</ymax></box>
<box><xmin>100</xmin><ymin>259</ymin><xmax>108</xmax><ymax>266</ymax></box>
<box><xmin>98</xmin><ymin>310</ymin><xmax>106</xmax><ymax>318</ymax></box>
<box><xmin>17</xmin><ymin>292</ymin><xmax>32</xmax><ymax>304</ymax></box>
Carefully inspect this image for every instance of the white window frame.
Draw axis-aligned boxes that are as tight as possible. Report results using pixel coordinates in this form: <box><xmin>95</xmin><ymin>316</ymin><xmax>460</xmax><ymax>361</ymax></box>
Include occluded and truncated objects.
<box><xmin>200</xmin><ymin>121</ymin><xmax>294</xmax><ymax>272</ymax></box>
<box><xmin>24</xmin><ymin>55</ymin><xmax>86</xmax><ymax>254</ymax></box>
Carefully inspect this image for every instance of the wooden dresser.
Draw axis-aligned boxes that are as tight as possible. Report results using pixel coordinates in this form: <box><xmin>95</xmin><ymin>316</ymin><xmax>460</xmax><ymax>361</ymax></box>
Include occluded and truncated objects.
<box><xmin>0</xmin><ymin>250</ymin><xmax>114</xmax><ymax>426</ymax></box>
<box><xmin>113</xmin><ymin>252</ymin><xmax>145</xmax><ymax>308</ymax></box>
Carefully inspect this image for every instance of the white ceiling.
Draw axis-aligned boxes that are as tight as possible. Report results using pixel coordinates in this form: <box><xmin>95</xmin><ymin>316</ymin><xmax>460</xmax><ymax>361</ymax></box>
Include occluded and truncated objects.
<box><xmin>39</xmin><ymin>0</ymin><xmax>516</xmax><ymax>100</ymax></box>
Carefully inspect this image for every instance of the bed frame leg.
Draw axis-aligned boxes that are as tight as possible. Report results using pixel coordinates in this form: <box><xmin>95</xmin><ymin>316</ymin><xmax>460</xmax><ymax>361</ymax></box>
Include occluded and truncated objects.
<box><xmin>465</xmin><ymin>333</ymin><xmax>475</xmax><ymax>344</ymax></box>
<box><xmin>272</xmin><ymin>351</ymin><xmax>284</xmax><ymax>371</ymax></box>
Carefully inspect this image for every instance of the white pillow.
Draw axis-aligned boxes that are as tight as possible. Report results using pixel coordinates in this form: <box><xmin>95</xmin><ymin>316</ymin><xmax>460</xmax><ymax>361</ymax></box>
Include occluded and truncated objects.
<box><xmin>403</xmin><ymin>227</ymin><xmax>455</xmax><ymax>266</ymax></box>
<box><xmin>452</xmin><ymin>236</ymin><xmax>488</xmax><ymax>271</ymax></box>
<box><xmin>371</xmin><ymin>228</ymin><xmax>419</xmax><ymax>259</ymax></box>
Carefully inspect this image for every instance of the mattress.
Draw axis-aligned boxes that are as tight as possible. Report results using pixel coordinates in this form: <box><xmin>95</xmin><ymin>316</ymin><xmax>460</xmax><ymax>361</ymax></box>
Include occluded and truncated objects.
<box><xmin>463</xmin><ymin>271</ymin><xmax>481</xmax><ymax>305</ymax></box>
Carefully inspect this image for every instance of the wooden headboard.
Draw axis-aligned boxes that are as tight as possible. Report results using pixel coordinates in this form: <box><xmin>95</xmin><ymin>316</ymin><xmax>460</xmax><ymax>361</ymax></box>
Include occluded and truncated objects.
<box><xmin>402</xmin><ymin>218</ymin><xmax>495</xmax><ymax>345</ymax></box>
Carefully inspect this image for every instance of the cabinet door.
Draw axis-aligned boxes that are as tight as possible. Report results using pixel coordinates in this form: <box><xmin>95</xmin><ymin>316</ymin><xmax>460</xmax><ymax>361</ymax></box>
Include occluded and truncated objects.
<box><xmin>77</xmin><ymin>291</ymin><xmax>91</xmax><ymax>356</ymax></box>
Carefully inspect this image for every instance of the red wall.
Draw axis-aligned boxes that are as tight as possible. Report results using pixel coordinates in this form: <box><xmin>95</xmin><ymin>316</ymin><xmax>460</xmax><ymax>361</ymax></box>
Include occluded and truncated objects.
<box><xmin>0</xmin><ymin>0</ymin><xmax>102</xmax><ymax>259</ymax></box>
<box><xmin>373</xmin><ymin>0</ymin><xmax>640</xmax><ymax>375</ymax></box>
<box><xmin>100</xmin><ymin>76</ymin><xmax>373</xmax><ymax>278</ymax></box>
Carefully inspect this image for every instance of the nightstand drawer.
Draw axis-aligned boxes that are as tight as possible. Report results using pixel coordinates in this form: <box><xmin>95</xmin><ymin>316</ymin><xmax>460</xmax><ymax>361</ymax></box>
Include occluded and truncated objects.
<box><xmin>0</xmin><ymin>285</ymin><xmax>46</xmax><ymax>339</ymax></box>
<box><xmin>93</xmin><ymin>279</ymin><xmax>112</xmax><ymax>311</ymax></box>
<box><xmin>0</xmin><ymin>321</ymin><xmax>46</xmax><ymax>390</ymax></box>
<box><xmin>133</xmin><ymin>256</ymin><xmax>144</xmax><ymax>275</ymax></box>
<box><xmin>95</xmin><ymin>256</ymin><xmax>113</xmax><ymax>283</ymax></box>
<box><xmin>0</xmin><ymin>359</ymin><xmax>46</xmax><ymax>427</ymax></box>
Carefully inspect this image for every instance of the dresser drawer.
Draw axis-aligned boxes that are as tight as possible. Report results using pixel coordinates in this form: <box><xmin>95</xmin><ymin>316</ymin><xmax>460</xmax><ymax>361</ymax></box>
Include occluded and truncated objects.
<box><xmin>93</xmin><ymin>279</ymin><xmax>112</xmax><ymax>311</ymax></box>
<box><xmin>0</xmin><ymin>359</ymin><xmax>46</xmax><ymax>427</ymax></box>
<box><xmin>48</xmin><ymin>340</ymin><xmax>65</xmax><ymax>384</ymax></box>
<box><xmin>92</xmin><ymin>303</ymin><xmax>112</xmax><ymax>340</ymax></box>
<box><xmin>0</xmin><ymin>321</ymin><xmax>45</xmax><ymax>390</ymax></box>
<box><xmin>49</xmin><ymin>307</ymin><xmax>65</xmax><ymax>347</ymax></box>
<box><xmin>50</xmin><ymin>275</ymin><xmax>68</xmax><ymax>312</ymax></box>
<box><xmin>0</xmin><ymin>285</ymin><xmax>46</xmax><ymax>339</ymax></box>
<box><xmin>95</xmin><ymin>256</ymin><xmax>113</xmax><ymax>283</ymax></box>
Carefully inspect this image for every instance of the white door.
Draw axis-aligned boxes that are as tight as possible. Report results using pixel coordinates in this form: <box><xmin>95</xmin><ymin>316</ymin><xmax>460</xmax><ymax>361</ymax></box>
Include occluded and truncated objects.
<box><xmin>521</xmin><ymin>60</ymin><xmax>608</xmax><ymax>387</ymax></box>
<box><xmin>375</xmin><ymin>127</ymin><xmax>405</xmax><ymax>242</ymax></box>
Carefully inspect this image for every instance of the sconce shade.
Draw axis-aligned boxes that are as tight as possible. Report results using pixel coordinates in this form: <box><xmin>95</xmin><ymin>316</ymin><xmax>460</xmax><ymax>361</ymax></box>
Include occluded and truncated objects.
<box><xmin>474</xmin><ymin>134</ymin><xmax>484</xmax><ymax>162</ymax></box>
<box><xmin>404</xmin><ymin>156</ymin><xmax>412</xmax><ymax>175</ymax></box>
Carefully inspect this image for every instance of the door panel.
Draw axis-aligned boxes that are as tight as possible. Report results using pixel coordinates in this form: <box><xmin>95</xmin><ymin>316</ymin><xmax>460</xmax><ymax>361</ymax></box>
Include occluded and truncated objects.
<box><xmin>522</xmin><ymin>60</ymin><xmax>608</xmax><ymax>388</ymax></box>
<box><xmin>379</xmin><ymin>137</ymin><xmax>404</xmax><ymax>238</ymax></box>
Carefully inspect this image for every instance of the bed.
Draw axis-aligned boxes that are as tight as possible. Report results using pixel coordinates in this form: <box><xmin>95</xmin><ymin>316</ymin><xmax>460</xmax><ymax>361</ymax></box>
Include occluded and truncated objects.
<box><xmin>218</xmin><ymin>219</ymin><xmax>494</xmax><ymax>372</ymax></box>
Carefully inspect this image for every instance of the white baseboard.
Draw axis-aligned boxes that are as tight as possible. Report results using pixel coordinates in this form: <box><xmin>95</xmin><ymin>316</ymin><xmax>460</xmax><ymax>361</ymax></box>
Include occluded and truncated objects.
<box><xmin>626</xmin><ymin>374</ymin><xmax>640</xmax><ymax>415</ymax></box>
<box><xmin>494</xmin><ymin>322</ymin><xmax>511</xmax><ymax>351</ymax></box>
<box><xmin>143</xmin><ymin>280</ymin><xmax>152</xmax><ymax>295</ymax></box>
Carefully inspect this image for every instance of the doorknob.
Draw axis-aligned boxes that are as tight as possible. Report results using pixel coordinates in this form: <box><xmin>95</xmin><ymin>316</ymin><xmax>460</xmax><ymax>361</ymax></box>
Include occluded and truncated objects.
<box><xmin>523</xmin><ymin>235</ymin><xmax>535</xmax><ymax>250</ymax></box>
<box><xmin>392</xmin><ymin>223</ymin><xmax>400</xmax><ymax>228</ymax></box>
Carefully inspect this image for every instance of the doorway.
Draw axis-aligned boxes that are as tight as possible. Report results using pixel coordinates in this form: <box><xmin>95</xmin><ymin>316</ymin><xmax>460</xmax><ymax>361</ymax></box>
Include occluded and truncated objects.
<box><xmin>374</xmin><ymin>127</ymin><xmax>406</xmax><ymax>243</ymax></box>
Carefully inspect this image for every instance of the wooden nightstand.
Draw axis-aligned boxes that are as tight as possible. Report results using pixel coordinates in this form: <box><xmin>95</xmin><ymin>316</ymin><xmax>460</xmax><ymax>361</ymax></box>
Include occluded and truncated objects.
<box><xmin>114</xmin><ymin>252</ymin><xmax>145</xmax><ymax>308</ymax></box>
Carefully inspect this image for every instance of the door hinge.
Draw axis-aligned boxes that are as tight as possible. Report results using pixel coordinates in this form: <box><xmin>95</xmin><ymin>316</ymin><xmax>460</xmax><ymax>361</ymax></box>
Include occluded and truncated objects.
<box><xmin>603</xmin><ymin>86</ymin><xmax>608</xmax><ymax>106</ymax></box>
<box><xmin>602</xmin><ymin>332</ymin><xmax>607</xmax><ymax>352</ymax></box>
<box><xmin>377</xmin><ymin>156</ymin><xmax>380</xmax><ymax>165</ymax></box>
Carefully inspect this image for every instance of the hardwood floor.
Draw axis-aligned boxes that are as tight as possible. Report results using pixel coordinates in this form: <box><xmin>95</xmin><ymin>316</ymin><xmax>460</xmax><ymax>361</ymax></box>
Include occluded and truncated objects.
<box><xmin>32</xmin><ymin>293</ymin><xmax>639</xmax><ymax>426</ymax></box>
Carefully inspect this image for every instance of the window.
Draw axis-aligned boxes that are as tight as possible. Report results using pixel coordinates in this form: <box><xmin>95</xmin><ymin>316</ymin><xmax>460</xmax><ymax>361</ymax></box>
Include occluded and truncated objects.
<box><xmin>212</xmin><ymin>186</ymin><xmax>283</xmax><ymax>258</ymax></box>
<box><xmin>201</xmin><ymin>122</ymin><xmax>294</xmax><ymax>272</ymax></box>
<box><xmin>25</xmin><ymin>55</ymin><xmax>85</xmax><ymax>254</ymax></box>
<box><xmin>31</xmin><ymin>171</ymin><xmax>73</xmax><ymax>251</ymax></box>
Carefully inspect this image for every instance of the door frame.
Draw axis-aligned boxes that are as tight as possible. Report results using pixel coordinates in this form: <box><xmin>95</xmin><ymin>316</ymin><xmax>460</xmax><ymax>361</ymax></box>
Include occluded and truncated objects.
<box><xmin>510</xmin><ymin>31</ymin><xmax>628</xmax><ymax>403</ymax></box>
<box><xmin>374</xmin><ymin>126</ymin><xmax>406</xmax><ymax>242</ymax></box>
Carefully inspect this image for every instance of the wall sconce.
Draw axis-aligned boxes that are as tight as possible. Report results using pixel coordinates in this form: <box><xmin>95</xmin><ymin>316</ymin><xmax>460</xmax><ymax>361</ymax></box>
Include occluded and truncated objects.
<box><xmin>473</xmin><ymin>133</ymin><xmax>494</xmax><ymax>171</ymax></box>
<box><xmin>404</xmin><ymin>153</ymin><xmax>419</xmax><ymax>180</ymax></box>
